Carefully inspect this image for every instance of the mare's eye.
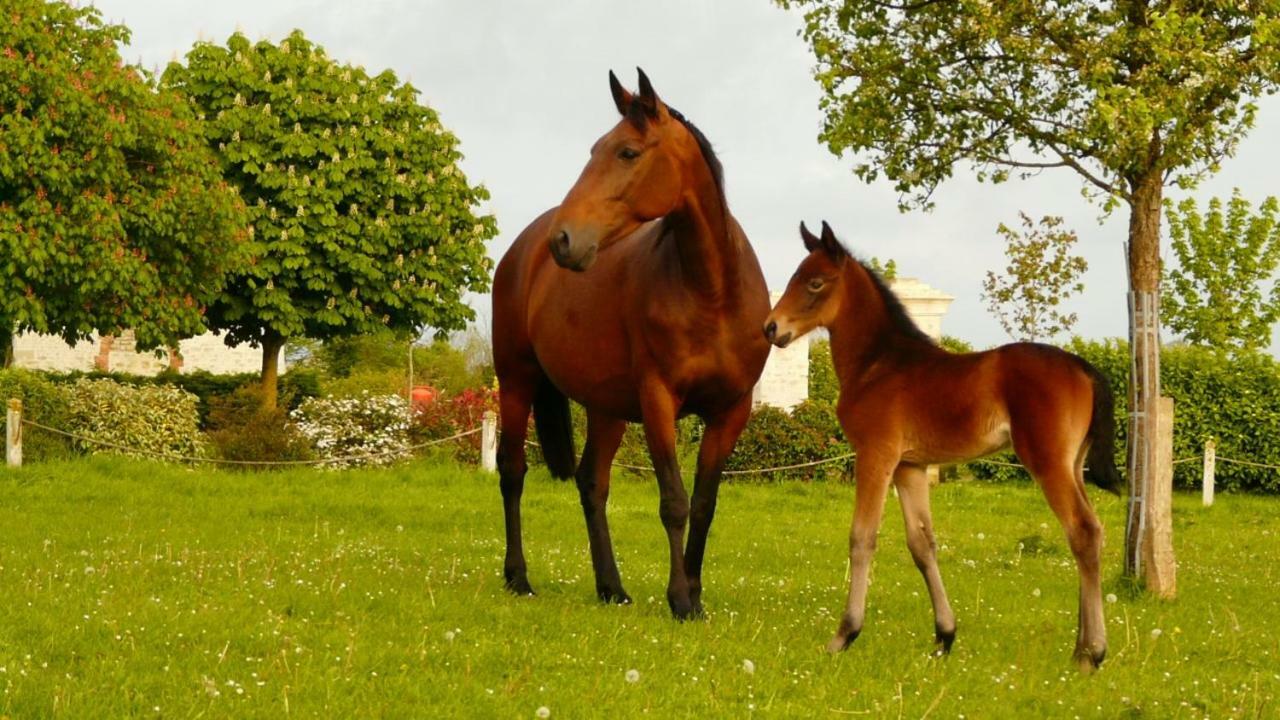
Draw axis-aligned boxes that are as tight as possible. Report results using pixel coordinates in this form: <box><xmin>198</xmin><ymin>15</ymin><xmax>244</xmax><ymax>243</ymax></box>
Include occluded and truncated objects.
<box><xmin>618</xmin><ymin>147</ymin><xmax>641</xmax><ymax>160</ymax></box>
<box><xmin>808</xmin><ymin>278</ymin><xmax>825</xmax><ymax>293</ymax></box>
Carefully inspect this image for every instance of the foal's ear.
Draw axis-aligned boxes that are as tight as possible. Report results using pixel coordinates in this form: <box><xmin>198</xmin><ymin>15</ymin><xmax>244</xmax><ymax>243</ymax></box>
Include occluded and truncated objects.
<box><xmin>819</xmin><ymin>220</ymin><xmax>847</xmax><ymax>261</ymax></box>
<box><xmin>800</xmin><ymin>221</ymin><xmax>821</xmax><ymax>253</ymax></box>
<box><xmin>636</xmin><ymin>67</ymin><xmax>663</xmax><ymax>119</ymax></box>
<box><xmin>609</xmin><ymin>70</ymin><xmax>633</xmax><ymax>117</ymax></box>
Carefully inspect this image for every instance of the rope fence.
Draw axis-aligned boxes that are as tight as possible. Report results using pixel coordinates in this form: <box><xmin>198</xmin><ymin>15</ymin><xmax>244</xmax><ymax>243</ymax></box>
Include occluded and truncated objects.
<box><xmin>5</xmin><ymin>399</ymin><xmax>1278</xmax><ymax>503</ymax></box>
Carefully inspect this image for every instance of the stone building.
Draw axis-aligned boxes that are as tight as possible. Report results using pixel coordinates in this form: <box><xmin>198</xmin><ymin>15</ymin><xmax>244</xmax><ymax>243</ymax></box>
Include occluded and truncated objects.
<box><xmin>10</xmin><ymin>330</ymin><xmax>280</xmax><ymax>375</ymax></box>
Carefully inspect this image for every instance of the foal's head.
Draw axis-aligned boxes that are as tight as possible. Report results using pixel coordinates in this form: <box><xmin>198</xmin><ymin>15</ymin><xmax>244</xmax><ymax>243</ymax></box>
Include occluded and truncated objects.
<box><xmin>763</xmin><ymin>221</ymin><xmax>851</xmax><ymax>348</ymax></box>
<box><xmin>546</xmin><ymin>68</ymin><xmax>717</xmax><ymax>271</ymax></box>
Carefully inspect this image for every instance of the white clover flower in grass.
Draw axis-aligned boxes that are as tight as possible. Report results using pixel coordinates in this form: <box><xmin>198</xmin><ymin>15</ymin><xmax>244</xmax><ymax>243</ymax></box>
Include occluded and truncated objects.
<box><xmin>742</xmin><ymin>659</ymin><xmax>756</xmax><ymax>675</ymax></box>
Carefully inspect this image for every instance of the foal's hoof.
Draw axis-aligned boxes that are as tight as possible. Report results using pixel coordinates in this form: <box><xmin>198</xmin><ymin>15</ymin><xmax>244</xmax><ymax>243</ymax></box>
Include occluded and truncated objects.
<box><xmin>503</xmin><ymin>572</ymin><xmax>535</xmax><ymax>596</ymax></box>
<box><xmin>597</xmin><ymin>587</ymin><xmax>633</xmax><ymax>605</ymax></box>
<box><xmin>933</xmin><ymin>626</ymin><xmax>956</xmax><ymax>656</ymax></box>
<box><xmin>825</xmin><ymin>630</ymin><xmax>859</xmax><ymax>654</ymax></box>
<box><xmin>1073</xmin><ymin>646</ymin><xmax>1106</xmax><ymax>674</ymax></box>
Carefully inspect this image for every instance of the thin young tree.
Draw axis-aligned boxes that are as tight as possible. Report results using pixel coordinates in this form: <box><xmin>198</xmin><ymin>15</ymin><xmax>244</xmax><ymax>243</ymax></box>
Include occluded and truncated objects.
<box><xmin>1163</xmin><ymin>190</ymin><xmax>1280</xmax><ymax>353</ymax></box>
<box><xmin>983</xmin><ymin>213</ymin><xmax>1089</xmax><ymax>342</ymax></box>
<box><xmin>778</xmin><ymin>0</ymin><xmax>1280</xmax><ymax>575</ymax></box>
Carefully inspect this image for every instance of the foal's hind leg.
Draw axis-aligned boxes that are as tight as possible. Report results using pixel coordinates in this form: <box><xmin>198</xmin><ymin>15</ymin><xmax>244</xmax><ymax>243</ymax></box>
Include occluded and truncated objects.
<box><xmin>894</xmin><ymin>463</ymin><xmax>957</xmax><ymax>654</ymax></box>
<box><xmin>828</xmin><ymin>451</ymin><xmax>897</xmax><ymax>653</ymax></box>
<box><xmin>497</xmin><ymin>377</ymin><xmax>536</xmax><ymax>595</ymax></box>
<box><xmin>1023</xmin><ymin>450</ymin><xmax>1107</xmax><ymax>671</ymax></box>
<box><xmin>684</xmin><ymin>396</ymin><xmax>753</xmax><ymax>617</ymax></box>
<box><xmin>576</xmin><ymin>412</ymin><xmax>630</xmax><ymax>604</ymax></box>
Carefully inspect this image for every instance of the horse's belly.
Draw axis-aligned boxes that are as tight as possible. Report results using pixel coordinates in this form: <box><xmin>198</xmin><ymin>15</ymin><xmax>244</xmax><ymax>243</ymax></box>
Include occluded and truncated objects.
<box><xmin>902</xmin><ymin>417</ymin><xmax>1011</xmax><ymax>465</ymax></box>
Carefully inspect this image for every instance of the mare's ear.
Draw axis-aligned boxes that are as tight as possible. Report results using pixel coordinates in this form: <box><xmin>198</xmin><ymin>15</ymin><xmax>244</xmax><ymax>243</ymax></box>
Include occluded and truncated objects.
<box><xmin>800</xmin><ymin>221</ymin><xmax>821</xmax><ymax>253</ymax></box>
<box><xmin>820</xmin><ymin>220</ymin><xmax>848</xmax><ymax>263</ymax></box>
<box><xmin>635</xmin><ymin>67</ymin><xmax>664</xmax><ymax>120</ymax></box>
<box><xmin>609</xmin><ymin>70</ymin><xmax>633</xmax><ymax>116</ymax></box>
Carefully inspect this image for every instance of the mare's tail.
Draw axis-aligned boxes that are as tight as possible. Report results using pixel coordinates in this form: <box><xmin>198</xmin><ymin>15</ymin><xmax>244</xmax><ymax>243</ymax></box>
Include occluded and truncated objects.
<box><xmin>533</xmin><ymin>379</ymin><xmax>576</xmax><ymax>480</ymax></box>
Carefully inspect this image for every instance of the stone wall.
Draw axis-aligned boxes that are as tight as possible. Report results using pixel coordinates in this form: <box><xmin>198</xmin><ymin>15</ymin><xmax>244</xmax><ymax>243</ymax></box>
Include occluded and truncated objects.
<box><xmin>11</xmin><ymin>330</ymin><xmax>280</xmax><ymax>376</ymax></box>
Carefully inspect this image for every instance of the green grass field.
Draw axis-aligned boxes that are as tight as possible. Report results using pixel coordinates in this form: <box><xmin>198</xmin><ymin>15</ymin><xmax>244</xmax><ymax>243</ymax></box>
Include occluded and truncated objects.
<box><xmin>0</xmin><ymin>457</ymin><xmax>1277</xmax><ymax>718</ymax></box>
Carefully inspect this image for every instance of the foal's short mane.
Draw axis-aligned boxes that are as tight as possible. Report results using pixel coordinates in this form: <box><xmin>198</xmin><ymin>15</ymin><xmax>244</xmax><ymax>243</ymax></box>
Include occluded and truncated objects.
<box><xmin>853</xmin><ymin>256</ymin><xmax>936</xmax><ymax>347</ymax></box>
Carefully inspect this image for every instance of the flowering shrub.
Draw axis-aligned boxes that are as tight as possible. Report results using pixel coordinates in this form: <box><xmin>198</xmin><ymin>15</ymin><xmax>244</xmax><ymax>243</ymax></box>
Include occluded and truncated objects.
<box><xmin>65</xmin><ymin>378</ymin><xmax>205</xmax><ymax>460</ymax></box>
<box><xmin>413</xmin><ymin>387</ymin><xmax>497</xmax><ymax>463</ymax></box>
<box><xmin>292</xmin><ymin>393</ymin><xmax>410</xmax><ymax>468</ymax></box>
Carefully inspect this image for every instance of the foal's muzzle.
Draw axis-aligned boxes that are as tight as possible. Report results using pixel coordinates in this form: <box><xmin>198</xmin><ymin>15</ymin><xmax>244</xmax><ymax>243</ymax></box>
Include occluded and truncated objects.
<box><xmin>763</xmin><ymin>319</ymin><xmax>792</xmax><ymax>348</ymax></box>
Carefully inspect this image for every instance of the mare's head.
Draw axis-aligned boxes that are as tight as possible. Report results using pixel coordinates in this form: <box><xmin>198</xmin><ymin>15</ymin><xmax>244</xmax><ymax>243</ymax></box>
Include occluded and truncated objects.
<box><xmin>763</xmin><ymin>221</ymin><xmax>851</xmax><ymax>348</ymax></box>
<box><xmin>546</xmin><ymin>68</ymin><xmax>719</xmax><ymax>271</ymax></box>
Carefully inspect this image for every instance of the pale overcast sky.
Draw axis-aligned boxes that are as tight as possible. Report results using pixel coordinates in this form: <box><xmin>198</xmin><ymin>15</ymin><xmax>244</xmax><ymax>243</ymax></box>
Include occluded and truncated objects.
<box><xmin>93</xmin><ymin>0</ymin><xmax>1280</xmax><ymax>350</ymax></box>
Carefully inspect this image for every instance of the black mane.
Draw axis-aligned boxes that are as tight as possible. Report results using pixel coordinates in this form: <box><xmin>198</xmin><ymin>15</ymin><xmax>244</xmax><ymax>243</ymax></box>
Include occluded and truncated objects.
<box><xmin>666</xmin><ymin>106</ymin><xmax>724</xmax><ymax>200</ymax></box>
<box><xmin>855</xmin><ymin>257</ymin><xmax>936</xmax><ymax>347</ymax></box>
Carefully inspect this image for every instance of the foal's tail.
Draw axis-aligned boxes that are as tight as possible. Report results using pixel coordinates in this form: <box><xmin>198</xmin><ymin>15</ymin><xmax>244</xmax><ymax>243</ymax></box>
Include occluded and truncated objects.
<box><xmin>533</xmin><ymin>379</ymin><xmax>577</xmax><ymax>480</ymax></box>
<box><xmin>1081</xmin><ymin>361</ymin><xmax>1123</xmax><ymax>495</ymax></box>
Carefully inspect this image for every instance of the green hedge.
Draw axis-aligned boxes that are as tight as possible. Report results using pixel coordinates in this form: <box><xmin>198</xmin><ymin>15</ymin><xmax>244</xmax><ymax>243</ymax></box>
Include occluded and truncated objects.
<box><xmin>44</xmin><ymin>369</ymin><xmax>321</xmax><ymax>428</ymax></box>
<box><xmin>65</xmin><ymin>378</ymin><xmax>205</xmax><ymax>460</ymax></box>
<box><xmin>0</xmin><ymin>368</ymin><xmax>75</xmax><ymax>461</ymax></box>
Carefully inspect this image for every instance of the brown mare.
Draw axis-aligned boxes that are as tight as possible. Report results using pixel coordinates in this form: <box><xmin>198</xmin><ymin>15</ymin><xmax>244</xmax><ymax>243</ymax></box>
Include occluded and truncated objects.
<box><xmin>764</xmin><ymin>222</ymin><xmax>1121</xmax><ymax>670</ymax></box>
<box><xmin>491</xmin><ymin>70</ymin><xmax>771</xmax><ymax>618</ymax></box>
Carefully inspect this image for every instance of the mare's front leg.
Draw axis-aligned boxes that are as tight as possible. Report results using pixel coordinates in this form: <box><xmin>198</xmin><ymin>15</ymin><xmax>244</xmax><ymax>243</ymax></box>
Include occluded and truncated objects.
<box><xmin>684</xmin><ymin>396</ymin><xmax>753</xmax><ymax>617</ymax></box>
<box><xmin>639</xmin><ymin>385</ymin><xmax>695</xmax><ymax>619</ymax></box>
<box><xmin>828</xmin><ymin>449</ymin><xmax>897</xmax><ymax>653</ymax></box>
<box><xmin>576</xmin><ymin>411</ymin><xmax>630</xmax><ymax>603</ymax></box>
<box><xmin>497</xmin><ymin>379</ymin><xmax>535</xmax><ymax>595</ymax></box>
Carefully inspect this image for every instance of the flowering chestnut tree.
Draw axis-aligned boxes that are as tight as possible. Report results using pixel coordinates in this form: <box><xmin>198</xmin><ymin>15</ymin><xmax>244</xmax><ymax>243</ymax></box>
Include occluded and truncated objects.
<box><xmin>162</xmin><ymin>31</ymin><xmax>497</xmax><ymax>406</ymax></box>
<box><xmin>0</xmin><ymin>0</ymin><xmax>248</xmax><ymax>365</ymax></box>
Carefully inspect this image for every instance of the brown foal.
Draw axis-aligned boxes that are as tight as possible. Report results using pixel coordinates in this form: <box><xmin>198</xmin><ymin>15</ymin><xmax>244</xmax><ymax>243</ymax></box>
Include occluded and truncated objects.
<box><xmin>764</xmin><ymin>221</ymin><xmax>1121</xmax><ymax>671</ymax></box>
<box><xmin>491</xmin><ymin>70</ymin><xmax>771</xmax><ymax>618</ymax></box>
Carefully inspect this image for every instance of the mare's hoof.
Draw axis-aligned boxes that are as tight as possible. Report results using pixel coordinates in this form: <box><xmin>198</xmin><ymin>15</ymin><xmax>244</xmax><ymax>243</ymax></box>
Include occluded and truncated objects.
<box><xmin>669</xmin><ymin>597</ymin><xmax>696</xmax><ymax>621</ymax></box>
<box><xmin>597</xmin><ymin>587</ymin><xmax>633</xmax><ymax>605</ymax></box>
<box><xmin>504</xmin><ymin>572</ymin><xmax>535</xmax><ymax>596</ymax></box>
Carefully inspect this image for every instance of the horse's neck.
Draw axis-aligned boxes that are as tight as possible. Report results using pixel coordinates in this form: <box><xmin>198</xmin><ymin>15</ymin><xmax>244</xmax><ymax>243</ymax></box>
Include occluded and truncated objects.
<box><xmin>663</xmin><ymin>171</ymin><xmax>739</xmax><ymax>301</ymax></box>
<box><xmin>827</xmin><ymin>266</ymin><xmax>912</xmax><ymax>392</ymax></box>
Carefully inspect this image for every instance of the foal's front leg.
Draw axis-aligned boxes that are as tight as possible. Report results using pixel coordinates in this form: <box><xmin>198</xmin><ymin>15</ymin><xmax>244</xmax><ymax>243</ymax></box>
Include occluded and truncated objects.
<box><xmin>828</xmin><ymin>452</ymin><xmax>896</xmax><ymax>653</ymax></box>
<box><xmin>639</xmin><ymin>386</ymin><xmax>695</xmax><ymax>619</ymax></box>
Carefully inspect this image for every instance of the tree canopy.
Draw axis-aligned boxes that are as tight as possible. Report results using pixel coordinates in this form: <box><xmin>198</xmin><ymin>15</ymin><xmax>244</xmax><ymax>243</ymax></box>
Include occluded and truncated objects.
<box><xmin>1163</xmin><ymin>190</ymin><xmax>1280</xmax><ymax>352</ymax></box>
<box><xmin>161</xmin><ymin>31</ymin><xmax>497</xmax><ymax>402</ymax></box>
<box><xmin>0</xmin><ymin>0</ymin><xmax>248</xmax><ymax>363</ymax></box>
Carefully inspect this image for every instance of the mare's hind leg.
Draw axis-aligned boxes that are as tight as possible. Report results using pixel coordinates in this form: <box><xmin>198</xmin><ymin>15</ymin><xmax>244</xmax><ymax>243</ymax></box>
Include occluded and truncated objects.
<box><xmin>576</xmin><ymin>412</ymin><xmax>630</xmax><ymax>604</ymax></box>
<box><xmin>498</xmin><ymin>375</ymin><xmax>536</xmax><ymax>595</ymax></box>
<box><xmin>684</xmin><ymin>396</ymin><xmax>753</xmax><ymax>617</ymax></box>
<box><xmin>828</xmin><ymin>451</ymin><xmax>897</xmax><ymax>653</ymax></box>
<box><xmin>1019</xmin><ymin>441</ymin><xmax>1107</xmax><ymax>671</ymax></box>
<box><xmin>894</xmin><ymin>463</ymin><xmax>957</xmax><ymax>654</ymax></box>
<box><xmin>638</xmin><ymin>384</ymin><xmax>694</xmax><ymax>620</ymax></box>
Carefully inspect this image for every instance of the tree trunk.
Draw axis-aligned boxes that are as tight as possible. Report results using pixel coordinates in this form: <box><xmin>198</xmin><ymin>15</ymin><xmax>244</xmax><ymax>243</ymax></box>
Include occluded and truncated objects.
<box><xmin>0</xmin><ymin>325</ymin><xmax>12</xmax><ymax>369</ymax></box>
<box><xmin>261</xmin><ymin>332</ymin><xmax>285</xmax><ymax>409</ymax></box>
<box><xmin>1123</xmin><ymin>169</ymin><xmax>1164</xmax><ymax>578</ymax></box>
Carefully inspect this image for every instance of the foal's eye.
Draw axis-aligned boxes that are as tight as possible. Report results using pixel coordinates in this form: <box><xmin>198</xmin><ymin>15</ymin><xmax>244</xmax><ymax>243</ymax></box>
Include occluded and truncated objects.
<box><xmin>808</xmin><ymin>278</ymin><xmax>825</xmax><ymax>292</ymax></box>
<box><xmin>618</xmin><ymin>147</ymin><xmax>641</xmax><ymax>160</ymax></box>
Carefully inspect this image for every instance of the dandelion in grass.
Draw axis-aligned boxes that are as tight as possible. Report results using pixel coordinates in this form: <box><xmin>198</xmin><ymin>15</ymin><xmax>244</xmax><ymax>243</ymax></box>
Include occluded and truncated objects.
<box><xmin>1152</xmin><ymin>628</ymin><xmax>1163</xmax><ymax>638</ymax></box>
<box><xmin>743</xmin><ymin>659</ymin><xmax>756</xmax><ymax>675</ymax></box>
<box><xmin>535</xmin><ymin>707</ymin><xmax>551</xmax><ymax>718</ymax></box>
<box><xmin>625</xmin><ymin>669</ymin><xmax>640</xmax><ymax>683</ymax></box>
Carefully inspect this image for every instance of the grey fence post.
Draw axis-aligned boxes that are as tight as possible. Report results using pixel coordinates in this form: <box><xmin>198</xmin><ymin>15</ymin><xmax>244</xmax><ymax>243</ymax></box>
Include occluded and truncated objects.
<box><xmin>6</xmin><ymin>398</ymin><xmax>21</xmax><ymax>468</ymax></box>
<box><xmin>481</xmin><ymin>410</ymin><xmax>497</xmax><ymax>473</ymax></box>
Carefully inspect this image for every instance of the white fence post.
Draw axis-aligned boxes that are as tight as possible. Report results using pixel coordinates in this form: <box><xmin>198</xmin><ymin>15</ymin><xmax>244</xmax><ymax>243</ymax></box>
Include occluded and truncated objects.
<box><xmin>481</xmin><ymin>410</ymin><xmax>497</xmax><ymax>473</ymax></box>
<box><xmin>6</xmin><ymin>398</ymin><xmax>21</xmax><ymax>468</ymax></box>
<box><xmin>1202</xmin><ymin>438</ymin><xmax>1216</xmax><ymax>507</ymax></box>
